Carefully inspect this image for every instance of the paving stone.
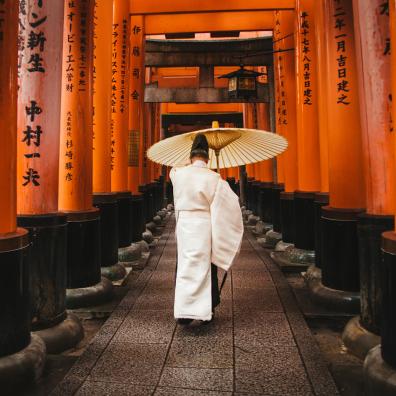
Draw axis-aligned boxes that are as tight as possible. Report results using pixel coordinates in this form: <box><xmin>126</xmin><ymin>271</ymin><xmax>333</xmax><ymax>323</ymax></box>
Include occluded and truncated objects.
<box><xmin>90</xmin><ymin>342</ymin><xmax>168</xmax><ymax>386</ymax></box>
<box><xmin>113</xmin><ymin>309</ymin><xmax>176</xmax><ymax>344</ymax></box>
<box><xmin>76</xmin><ymin>380</ymin><xmax>154</xmax><ymax>396</ymax></box>
<box><xmin>234</xmin><ymin>312</ymin><xmax>295</xmax><ymax>349</ymax></box>
<box><xmin>235</xmin><ymin>366</ymin><xmax>313</xmax><ymax>396</ymax></box>
<box><xmin>233</xmin><ymin>287</ymin><xmax>283</xmax><ymax>312</ymax></box>
<box><xmin>155</xmin><ymin>387</ymin><xmax>232</xmax><ymax>396</ymax></box>
<box><xmin>231</xmin><ymin>270</ymin><xmax>274</xmax><ymax>289</ymax></box>
<box><xmin>134</xmin><ymin>288</ymin><xmax>175</xmax><ymax>310</ymax></box>
<box><xmin>159</xmin><ymin>367</ymin><xmax>233</xmax><ymax>392</ymax></box>
<box><xmin>166</xmin><ymin>332</ymin><xmax>233</xmax><ymax>369</ymax></box>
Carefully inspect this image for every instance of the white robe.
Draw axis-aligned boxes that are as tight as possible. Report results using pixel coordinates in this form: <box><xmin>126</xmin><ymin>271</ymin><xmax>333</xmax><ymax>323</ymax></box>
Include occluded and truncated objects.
<box><xmin>171</xmin><ymin>161</ymin><xmax>243</xmax><ymax>321</ymax></box>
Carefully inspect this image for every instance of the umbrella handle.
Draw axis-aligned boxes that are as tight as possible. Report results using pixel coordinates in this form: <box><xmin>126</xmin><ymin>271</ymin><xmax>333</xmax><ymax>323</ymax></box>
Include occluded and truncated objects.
<box><xmin>215</xmin><ymin>150</ymin><xmax>220</xmax><ymax>173</ymax></box>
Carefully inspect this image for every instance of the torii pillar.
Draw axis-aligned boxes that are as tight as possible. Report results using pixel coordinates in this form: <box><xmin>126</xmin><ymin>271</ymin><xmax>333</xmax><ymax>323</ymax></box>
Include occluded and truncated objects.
<box><xmin>256</xmin><ymin>103</ymin><xmax>275</xmax><ymax>229</ymax></box>
<box><xmin>59</xmin><ymin>0</ymin><xmax>113</xmax><ymax>309</ymax></box>
<box><xmin>342</xmin><ymin>0</ymin><xmax>394</xmax><ymax>359</ymax></box>
<box><xmin>129</xmin><ymin>15</ymin><xmax>149</xmax><ymax>245</ymax></box>
<box><xmin>270</xmin><ymin>10</ymin><xmax>298</xmax><ymax>251</ymax></box>
<box><xmin>307</xmin><ymin>0</ymin><xmax>330</xmax><ymax>282</ymax></box>
<box><xmin>0</xmin><ymin>0</ymin><xmax>45</xmax><ymax>388</ymax></box>
<box><xmin>365</xmin><ymin>1</ymin><xmax>396</xmax><ymax>393</ymax></box>
<box><xmin>289</xmin><ymin>0</ymin><xmax>321</xmax><ymax>268</ymax></box>
<box><xmin>112</xmin><ymin>0</ymin><xmax>143</xmax><ymax>266</ymax></box>
<box><xmin>312</xmin><ymin>0</ymin><xmax>366</xmax><ymax>313</ymax></box>
<box><xmin>92</xmin><ymin>0</ymin><xmax>126</xmax><ymax>281</ymax></box>
<box><xmin>17</xmin><ymin>0</ymin><xmax>83</xmax><ymax>353</ymax></box>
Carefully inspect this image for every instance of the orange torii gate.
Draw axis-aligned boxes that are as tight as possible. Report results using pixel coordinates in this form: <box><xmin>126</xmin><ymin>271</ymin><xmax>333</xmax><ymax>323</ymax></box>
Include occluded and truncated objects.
<box><xmin>17</xmin><ymin>0</ymin><xmax>83</xmax><ymax>354</ymax></box>
<box><xmin>0</xmin><ymin>0</ymin><xmax>45</xmax><ymax>389</ymax></box>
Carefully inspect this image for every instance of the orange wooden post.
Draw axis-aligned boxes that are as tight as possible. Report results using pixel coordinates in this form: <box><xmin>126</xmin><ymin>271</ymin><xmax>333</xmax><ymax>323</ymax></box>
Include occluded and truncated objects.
<box><xmin>128</xmin><ymin>15</ymin><xmax>145</xmax><ymax>194</ymax></box>
<box><xmin>342</xmin><ymin>0</ymin><xmax>395</xmax><ymax>356</ymax></box>
<box><xmin>111</xmin><ymin>0</ymin><xmax>140</xmax><ymax>260</ymax></box>
<box><xmin>112</xmin><ymin>0</ymin><xmax>130</xmax><ymax>194</ymax></box>
<box><xmin>92</xmin><ymin>0</ymin><xmax>126</xmax><ymax>280</ymax></box>
<box><xmin>0</xmin><ymin>1</ymin><xmax>40</xmax><ymax>377</ymax></box>
<box><xmin>317</xmin><ymin>0</ymin><xmax>366</xmax><ymax>307</ymax></box>
<box><xmin>290</xmin><ymin>0</ymin><xmax>321</xmax><ymax>257</ymax></box>
<box><xmin>59</xmin><ymin>0</ymin><xmax>113</xmax><ymax>306</ymax></box>
<box><xmin>376</xmin><ymin>0</ymin><xmax>396</xmax><ymax>374</ymax></box>
<box><xmin>274</xmin><ymin>10</ymin><xmax>298</xmax><ymax>243</ymax></box>
<box><xmin>311</xmin><ymin>0</ymin><xmax>330</xmax><ymax>271</ymax></box>
<box><xmin>17</xmin><ymin>0</ymin><xmax>84</xmax><ymax>351</ymax></box>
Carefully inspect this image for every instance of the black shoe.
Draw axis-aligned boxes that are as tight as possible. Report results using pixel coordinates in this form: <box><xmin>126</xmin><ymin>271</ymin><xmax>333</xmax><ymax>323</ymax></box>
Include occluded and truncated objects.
<box><xmin>177</xmin><ymin>318</ymin><xmax>193</xmax><ymax>325</ymax></box>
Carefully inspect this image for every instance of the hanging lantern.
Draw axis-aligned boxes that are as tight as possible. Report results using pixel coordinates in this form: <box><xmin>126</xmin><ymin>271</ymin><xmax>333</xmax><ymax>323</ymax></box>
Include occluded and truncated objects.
<box><xmin>218</xmin><ymin>65</ymin><xmax>265</xmax><ymax>100</ymax></box>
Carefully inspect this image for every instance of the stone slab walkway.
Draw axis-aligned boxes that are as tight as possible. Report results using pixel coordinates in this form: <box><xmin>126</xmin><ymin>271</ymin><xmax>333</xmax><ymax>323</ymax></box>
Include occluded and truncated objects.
<box><xmin>52</xmin><ymin>218</ymin><xmax>339</xmax><ymax>396</ymax></box>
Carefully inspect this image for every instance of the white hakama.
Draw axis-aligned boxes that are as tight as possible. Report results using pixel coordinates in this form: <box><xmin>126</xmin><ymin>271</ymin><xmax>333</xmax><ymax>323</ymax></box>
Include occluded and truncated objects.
<box><xmin>175</xmin><ymin>210</ymin><xmax>213</xmax><ymax>321</ymax></box>
<box><xmin>171</xmin><ymin>163</ymin><xmax>243</xmax><ymax>321</ymax></box>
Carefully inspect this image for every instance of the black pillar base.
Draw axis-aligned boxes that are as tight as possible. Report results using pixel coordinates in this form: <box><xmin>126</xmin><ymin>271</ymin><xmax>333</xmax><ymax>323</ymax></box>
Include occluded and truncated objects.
<box><xmin>310</xmin><ymin>206</ymin><xmax>363</xmax><ymax>313</ymax></box>
<box><xmin>342</xmin><ymin>316</ymin><xmax>380</xmax><ymax>360</ymax></box>
<box><xmin>271</xmin><ymin>184</ymin><xmax>284</xmax><ymax>234</ymax></box>
<box><xmin>0</xmin><ymin>229</ymin><xmax>31</xmax><ymax>357</ymax></box>
<box><xmin>280</xmin><ymin>192</ymin><xmax>295</xmax><ymax>244</ymax></box>
<box><xmin>34</xmin><ymin>313</ymin><xmax>83</xmax><ymax>354</ymax></box>
<box><xmin>294</xmin><ymin>191</ymin><xmax>317</xmax><ymax>251</ymax></box>
<box><xmin>17</xmin><ymin>213</ymin><xmax>84</xmax><ymax>354</ymax></box>
<box><xmin>66</xmin><ymin>277</ymin><xmax>114</xmax><ymax>309</ymax></box>
<box><xmin>258</xmin><ymin>182</ymin><xmax>274</xmax><ymax>224</ymax></box>
<box><xmin>314</xmin><ymin>193</ymin><xmax>329</xmax><ymax>269</ymax></box>
<box><xmin>0</xmin><ymin>334</ymin><xmax>46</xmax><ymax>391</ymax></box>
<box><xmin>359</xmin><ymin>215</ymin><xmax>394</xmax><ymax>334</ymax></box>
<box><xmin>116</xmin><ymin>191</ymin><xmax>132</xmax><ymax>249</ymax></box>
<box><xmin>322</xmin><ymin>206</ymin><xmax>363</xmax><ymax>292</ymax></box>
<box><xmin>364</xmin><ymin>345</ymin><xmax>396</xmax><ymax>396</ymax></box>
<box><xmin>131</xmin><ymin>194</ymin><xmax>146</xmax><ymax>243</ymax></box>
<box><xmin>65</xmin><ymin>209</ymin><xmax>113</xmax><ymax>307</ymax></box>
<box><xmin>0</xmin><ymin>230</ymin><xmax>46</xmax><ymax>389</ymax></box>
<box><xmin>93</xmin><ymin>193</ymin><xmax>126</xmax><ymax>282</ymax></box>
<box><xmin>380</xmin><ymin>231</ymin><xmax>396</xmax><ymax>367</ymax></box>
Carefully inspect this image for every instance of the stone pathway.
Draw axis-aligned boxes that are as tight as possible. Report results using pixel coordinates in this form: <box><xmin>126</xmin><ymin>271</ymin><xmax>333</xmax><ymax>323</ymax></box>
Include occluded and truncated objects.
<box><xmin>52</xmin><ymin>218</ymin><xmax>339</xmax><ymax>396</ymax></box>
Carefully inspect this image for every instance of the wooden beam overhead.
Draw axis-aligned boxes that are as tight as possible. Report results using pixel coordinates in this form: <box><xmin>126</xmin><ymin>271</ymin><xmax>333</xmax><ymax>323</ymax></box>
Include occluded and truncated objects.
<box><xmin>144</xmin><ymin>11</ymin><xmax>279</xmax><ymax>35</ymax></box>
<box><xmin>130</xmin><ymin>0</ymin><xmax>295</xmax><ymax>15</ymax></box>
<box><xmin>145</xmin><ymin>85</ymin><xmax>269</xmax><ymax>103</ymax></box>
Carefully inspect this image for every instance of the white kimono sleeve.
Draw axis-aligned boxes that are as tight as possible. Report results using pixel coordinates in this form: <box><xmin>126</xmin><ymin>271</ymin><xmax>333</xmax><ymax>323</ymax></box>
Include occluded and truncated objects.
<box><xmin>210</xmin><ymin>179</ymin><xmax>244</xmax><ymax>271</ymax></box>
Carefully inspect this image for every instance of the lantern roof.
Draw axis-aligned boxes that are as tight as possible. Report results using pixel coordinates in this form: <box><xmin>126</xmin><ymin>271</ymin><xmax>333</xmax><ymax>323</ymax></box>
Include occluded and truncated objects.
<box><xmin>217</xmin><ymin>65</ymin><xmax>265</xmax><ymax>79</ymax></box>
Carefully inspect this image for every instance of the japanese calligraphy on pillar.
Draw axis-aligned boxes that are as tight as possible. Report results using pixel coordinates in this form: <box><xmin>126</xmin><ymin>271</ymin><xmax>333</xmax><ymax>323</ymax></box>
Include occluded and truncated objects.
<box><xmin>128</xmin><ymin>15</ymin><xmax>144</xmax><ymax>168</ymax></box>
<box><xmin>17</xmin><ymin>0</ymin><xmax>64</xmax><ymax>214</ymax></box>
<box><xmin>274</xmin><ymin>11</ymin><xmax>288</xmax><ymax>127</ymax></box>
<box><xmin>0</xmin><ymin>0</ymin><xmax>5</xmax><ymax>44</ymax></box>
<box><xmin>59</xmin><ymin>0</ymin><xmax>94</xmax><ymax>212</ymax></box>
<box><xmin>299</xmin><ymin>11</ymin><xmax>313</xmax><ymax>105</ymax></box>
<box><xmin>333</xmin><ymin>0</ymin><xmax>351</xmax><ymax>105</ymax></box>
<box><xmin>18</xmin><ymin>0</ymin><xmax>47</xmax><ymax>189</ymax></box>
<box><xmin>111</xmin><ymin>0</ymin><xmax>130</xmax><ymax>192</ymax></box>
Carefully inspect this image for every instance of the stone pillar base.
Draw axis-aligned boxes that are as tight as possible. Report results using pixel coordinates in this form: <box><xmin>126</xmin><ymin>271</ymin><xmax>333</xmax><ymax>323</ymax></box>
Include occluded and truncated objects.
<box><xmin>153</xmin><ymin>215</ymin><xmax>162</xmax><ymax>225</ymax></box>
<box><xmin>342</xmin><ymin>316</ymin><xmax>380</xmax><ymax>360</ymax></box>
<box><xmin>118</xmin><ymin>243</ymin><xmax>142</xmax><ymax>264</ymax></box>
<box><xmin>274</xmin><ymin>241</ymin><xmax>294</xmax><ymax>252</ymax></box>
<box><xmin>0</xmin><ymin>334</ymin><xmax>46</xmax><ymax>390</ymax></box>
<box><xmin>146</xmin><ymin>221</ymin><xmax>157</xmax><ymax>233</ymax></box>
<box><xmin>101</xmin><ymin>262</ymin><xmax>127</xmax><ymax>281</ymax></box>
<box><xmin>258</xmin><ymin>230</ymin><xmax>282</xmax><ymax>249</ymax></box>
<box><xmin>246</xmin><ymin>214</ymin><xmax>260</xmax><ymax>226</ymax></box>
<box><xmin>66</xmin><ymin>277</ymin><xmax>113</xmax><ymax>309</ymax></box>
<box><xmin>252</xmin><ymin>221</ymin><xmax>272</xmax><ymax>236</ymax></box>
<box><xmin>34</xmin><ymin>313</ymin><xmax>84</xmax><ymax>354</ymax></box>
<box><xmin>271</xmin><ymin>246</ymin><xmax>315</xmax><ymax>273</ymax></box>
<box><xmin>308</xmin><ymin>278</ymin><xmax>360</xmax><ymax>314</ymax></box>
<box><xmin>364</xmin><ymin>345</ymin><xmax>396</xmax><ymax>396</ymax></box>
<box><xmin>143</xmin><ymin>229</ymin><xmax>154</xmax><ymax>244</ymax></box>
<box><xmin>304</xmin><ymin>265</ymin><xmax>322</xmax><ymax>282</ymax></box>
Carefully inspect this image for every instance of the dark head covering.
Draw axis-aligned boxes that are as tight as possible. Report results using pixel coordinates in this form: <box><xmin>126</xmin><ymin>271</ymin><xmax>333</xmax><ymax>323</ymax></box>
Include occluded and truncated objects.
<box><xmin>190</xmin><ymin>134</ymin><xmax>209</xmax><ymax>159</ymax></box>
